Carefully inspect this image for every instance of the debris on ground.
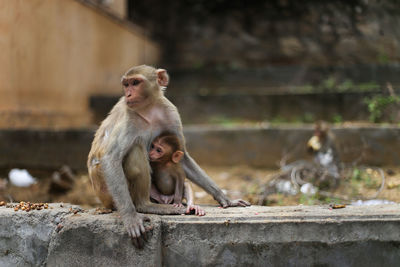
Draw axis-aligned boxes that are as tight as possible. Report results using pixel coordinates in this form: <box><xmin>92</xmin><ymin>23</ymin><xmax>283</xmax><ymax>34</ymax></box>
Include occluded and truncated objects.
<box><xmin>330</xmin><ymin>204</ymin><xmax>346</xmax><ymax>209</ymax></box>
<box><xmin>274</xmin><ymin>180</ymin><xmax>298</xmax><ymax>195</ymax></box>
<box><xmin>0</xmin><ymin>179</ymin><xmax>7</xmax><ymax>190</ymax></box>
<box><xmin>256</xmin><ymin>121</ymin><xmax>387</xmax><ymax>206</ymax></box>
<box><xmin>9</xmin><ymin>169</ymin><xmax>37</xmax><ymax>187</ymax></box>
<box><xmin>300</xmin><ymin>183</ymin><xmax>318</xmax><ymax>196</ymax></box>
<box><xmin>351</xmin><ymin>199</ymin><xmax>396</xmax><ymax>206</ymax></box>
<box><xmin>0</xmin><ymin>123</ymin><xmax>397</xmax><ymax>208</ymax></box>
<box><xmin>12</xmin><ymin>201</ymin><xmax>49</xmax><ymax>212</ymax></box>
<box><xmin>49</xmin><ymin>165</ymin><xmax>76</xmax><ymax>195</ymax></box>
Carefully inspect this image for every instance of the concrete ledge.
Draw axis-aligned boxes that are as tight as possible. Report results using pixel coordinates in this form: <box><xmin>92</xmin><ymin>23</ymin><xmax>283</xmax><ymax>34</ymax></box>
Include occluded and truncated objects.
<box><xmin>1</xmin><ymin>204</ymin><xmax>400</xmax><ymax>266</ymax></box>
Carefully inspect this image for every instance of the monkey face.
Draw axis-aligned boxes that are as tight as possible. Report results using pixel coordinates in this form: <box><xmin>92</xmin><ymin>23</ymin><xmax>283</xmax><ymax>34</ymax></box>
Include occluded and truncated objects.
<box><xmin>122</xmin><ymin>76</ymin><xmax>149</xmax><ymax>109</ymax></box>
<box><xmin>149</xmin><ymin>140</ymin><xmax>171</xmax><ymax>162</ymax></box>
<box><xmin>307</xmin><ymin>135</ymin><xmax>321</xmax><ymax>152</ymax></box>
<box><xmin>120</xmin><ymin>66</ymin><xmax>169</xmax><ymax>110</ymax></box>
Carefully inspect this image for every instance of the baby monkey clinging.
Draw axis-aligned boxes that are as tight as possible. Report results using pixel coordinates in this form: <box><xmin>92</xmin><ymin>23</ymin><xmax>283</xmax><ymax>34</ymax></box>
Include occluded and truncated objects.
<box><xmin>149</xmin><ymin>132</ymin><xmax>205</xmax><ymax>216</ymax></box>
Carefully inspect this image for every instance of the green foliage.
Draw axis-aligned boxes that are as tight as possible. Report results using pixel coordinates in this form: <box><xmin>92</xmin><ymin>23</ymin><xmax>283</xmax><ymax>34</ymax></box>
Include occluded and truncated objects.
<box><xmin>270</xmin><ymin>116</ymin><xmax>288</xmax><ymax>124</ymax></box>
<box><xmin>337</xmin><ymin>79</ymin><xmax>354</xmax><ymax>92</ymax></box>
<box><xmin>317</xmin><ymin>77</ymin><xmax>379</xmax><ymax>93</ymax></box>
<box><xmin>297</xmin><ymin>85</ymin><xmax>314</xmax><ymax>94</ymax></box>
<box><xmin>378</xmin><ymin>50</ymin><xmax>390</xmax><ymax>64</ymax></box>
<box><xmin>300</xmin><ymin>112</ymin><xmax>314</xmax><ymax>123</ymax></box>
<box><xmin>208</xmin><ymin>115</ymin><xmax>244</xmax><ymax>126</ymax></box>
<box><xmin>349</xmin><ymin>167</ymin><xmax>379</xmax><ymax>195</ymax></box>
<box><xmin>364</xmin><ymin>95</ymin><xmax>400</xmax><ymax>122</ymax></box>
<box><xmin>299</xmin><ymin>194</ymin><xmax>318</xmax><ymax>205</ymax></box>
<box><xmin>365</xmin><ymin>175</ymin><xmax>378</xmax><ymax>189</ymax></box>
<box><xmin>332</xmin><ymin>114</ymin><xmax>343</xmax><ymax>124</ymax></box>
<box><xmin>323</xmin><ymin>197</ymin><xmax>342</xmax><ymax>205</ymax></box>
<box><xmin>350</xmin><ymin>167</ymin><xmax>365</xmax><ymax>195</ymax></box>
<box><xmin>351</xmin><ymin>168</ymin><xmax>363</xmax><ymax>181</ymax></box>
<box><xmin>321</xmin><ymin>77</ymin><xmax>336</xmax><ymax>91</ymax></box>
<box><xmin>357</xmin><ymin>82</ymin><xmax>380</xmax><ymax>92</ymax></box>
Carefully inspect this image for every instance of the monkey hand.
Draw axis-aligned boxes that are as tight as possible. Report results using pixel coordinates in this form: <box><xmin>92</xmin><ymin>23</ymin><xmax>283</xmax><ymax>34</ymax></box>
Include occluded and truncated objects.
<box><xmin>219</xmin><ymin>198</ymin><xmax>251</xmax><ymax>208</ymax></box>
<box><xmin>122</xmin><ymin>212</ymin><xmax>152</xmax><ymax>249</ymax></box>
<box><xmin>186</xmin><ymin>204</ymin><xmax>205</xmax><ymax>216</ymax></box>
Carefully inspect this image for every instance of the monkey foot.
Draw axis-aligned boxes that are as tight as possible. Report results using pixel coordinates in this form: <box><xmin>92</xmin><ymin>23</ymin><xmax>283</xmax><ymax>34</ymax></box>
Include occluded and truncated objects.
<box><xmin>95</xmin><ymin>208</ymin><xmax>113</xmax><ymax>214</ymax></box>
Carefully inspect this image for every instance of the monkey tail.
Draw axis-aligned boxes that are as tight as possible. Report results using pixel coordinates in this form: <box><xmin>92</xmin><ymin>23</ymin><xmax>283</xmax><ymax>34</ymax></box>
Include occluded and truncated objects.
<box><xmin>136</xmin><ymin>202</ymin><xmax>186</xmax><ymax>215</ymax></box>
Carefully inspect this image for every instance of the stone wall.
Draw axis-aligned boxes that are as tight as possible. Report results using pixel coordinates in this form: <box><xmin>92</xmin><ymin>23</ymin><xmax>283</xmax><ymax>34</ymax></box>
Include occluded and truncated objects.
<box><xmin>128</xmin><ymin>0</ymin><xmax>400</xmax><ymax>70</ymax></box>
<box><xmin>0</xmin><ymin>126</ymin><xmax>399</xmax><ymax>171</ymax></box>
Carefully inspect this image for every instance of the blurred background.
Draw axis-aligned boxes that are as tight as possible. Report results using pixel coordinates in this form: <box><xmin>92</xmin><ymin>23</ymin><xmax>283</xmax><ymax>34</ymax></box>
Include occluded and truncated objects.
<box><xmin>1</xmin><ymin>0</ymin><xmax>400</xmax><ymax>207</ymax></box>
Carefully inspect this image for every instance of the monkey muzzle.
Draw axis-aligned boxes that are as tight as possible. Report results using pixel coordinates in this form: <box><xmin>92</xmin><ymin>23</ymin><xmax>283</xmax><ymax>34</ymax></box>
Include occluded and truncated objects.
<box><xmin>307</xmin><ymin>135</ymin><xmax>321</xmax><ymax>152</ymax></box>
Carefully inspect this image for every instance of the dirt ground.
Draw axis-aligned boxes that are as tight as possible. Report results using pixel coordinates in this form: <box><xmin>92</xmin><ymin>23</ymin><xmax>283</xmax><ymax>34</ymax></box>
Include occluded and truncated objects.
<box><xmin>1</xmin><ymin>164</ymin><xmax>399</xmax><ymax>208</ymax></box>
<box><xmin>192</xmin><ymin>165</ymin><xmax>400</xmax><ymax>206</ymax></box>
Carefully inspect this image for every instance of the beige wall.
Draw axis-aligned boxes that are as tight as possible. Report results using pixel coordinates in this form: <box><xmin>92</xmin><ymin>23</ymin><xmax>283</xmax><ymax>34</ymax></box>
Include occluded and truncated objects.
<box><xmin>0</xmin><ymin>0</ymin><xmax>159</xmax><ymax>128</ymax></box>
<box><xmin>101</xmin><ymin>0</ymin><xmax>127</xmax><ymax>18</ymax></box>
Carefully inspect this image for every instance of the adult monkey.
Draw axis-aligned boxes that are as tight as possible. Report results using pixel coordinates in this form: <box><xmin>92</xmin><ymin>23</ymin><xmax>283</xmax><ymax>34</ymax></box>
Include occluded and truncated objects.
<box><xmin>88</xmin><ymin>65</ymin><xmax>250</xmax><ymax>248</ymax></box>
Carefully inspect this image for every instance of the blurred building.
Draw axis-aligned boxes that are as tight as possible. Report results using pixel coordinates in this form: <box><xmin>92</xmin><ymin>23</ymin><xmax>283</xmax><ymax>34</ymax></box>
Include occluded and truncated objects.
<box><xmin>2</xmin><ymin>0</ymin><xmax>400</xmax><ymax>128</ymax></box>
<box><xmin>0</xmin><ymin>0</ymin><xmax>159</xmax><ymax>128</ymax></box>
<box><xmin>127</xmin><ymin>0</ymin><xmax>400</xmax><ymax>71</ymax></box>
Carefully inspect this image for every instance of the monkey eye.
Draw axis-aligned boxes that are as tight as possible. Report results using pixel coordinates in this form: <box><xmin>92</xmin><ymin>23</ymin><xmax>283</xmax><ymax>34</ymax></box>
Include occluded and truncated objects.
<box><xmin>150</xmin><ymin>144</ymin><xmax>154</xmax><ymax>149</ymax></box>
<box><xmin>156</xmin><ymin>148</ymin><xmax>162</xmax><ymax>153</ymax></box>
<box><xmin>122</xmin><ymin>82</ymin><xmax>129</xmax><ymax>87</ymax></box>
<box><xmin>132</xmin><ymin>79</ymin><xmax>141</xmax><ymax>86</ymax></box>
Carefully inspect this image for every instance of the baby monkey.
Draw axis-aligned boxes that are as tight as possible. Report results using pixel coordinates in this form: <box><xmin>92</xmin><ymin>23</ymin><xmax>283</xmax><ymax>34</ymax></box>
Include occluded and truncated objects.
<box><xmin>149</xmin><ymin>132</ymin><xmax>205</xmax><ymax>216</ymax></box>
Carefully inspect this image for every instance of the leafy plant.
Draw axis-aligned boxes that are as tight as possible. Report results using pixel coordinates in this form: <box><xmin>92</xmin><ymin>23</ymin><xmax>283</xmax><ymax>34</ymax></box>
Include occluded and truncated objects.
<box><xmin>321</xmin><ymin>77</ymin><xmax>336</xmax><ymax>91</ymax></box>
<box><xmin>364</xmin><ymin>95</ymin><xmax>400</xmax><ymax>123</ymax></box>
<box><xmin>351</xmin><ymin>168</ymin><xmax>362</xmax><ymax>181</ymax></box>
<box><xmin>208</xmin><ymin>115</ymin><xmax>243</xmax><ymax>126</ymax></box>
<box><xmin>300</xmin><ymin>112</ymin><xmax>315</xmax><ymax>123</ymax></box>
<box><xmin>349</xmin><ymin>167</ymin><xmax>379</xmax><ymax>195</ymax></box>
<box><xmin>299</xmin><ymin>194</ymin><xmax>318</xmax><ymax>205</ymax></box>
<box><xmin>337</xmin><ymin>79</ymin><xmax>354</xmax><ymax>92</ymax></box>
<box><xmin>332</xmin><ymin>114</ymin><xmax>343</xmax><ymax>124</ymax></box>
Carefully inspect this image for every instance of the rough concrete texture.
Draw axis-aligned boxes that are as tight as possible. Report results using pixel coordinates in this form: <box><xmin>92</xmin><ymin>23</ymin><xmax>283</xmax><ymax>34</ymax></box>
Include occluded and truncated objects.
<box><xmin>46</xmin><ymin>212</ymin><xmax>162</xmax><ymax>267</ymax></box>
<box><xmin>0</xmin><ymin>204</ymin><xmax>161</xmax><ymax>267</ymax></box>
<box><xmin>1</xmin><ymin>204</ymin><xmax>400</xmax><ymax>267</ymax></box>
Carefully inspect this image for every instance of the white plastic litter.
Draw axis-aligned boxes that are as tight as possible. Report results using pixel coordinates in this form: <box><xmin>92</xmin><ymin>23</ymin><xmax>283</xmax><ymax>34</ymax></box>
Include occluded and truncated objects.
<box><xmin>316</xmin><ymin>148</ymin><xmax>334</xmax><ymax>167</ymax></box>
<box><xmin>351</xmin><ymin>199</ymin><xmax>396</xmax><ymax>206</ymax></box>
<box><xmin>8</xmin><ymin>169</ymin><xmax>37</xmax><ymax>187</ymax></box>
<box><xmin>276</xmin><ymin>180</ymin><xmax>298</xmax><ymax>195</ymax></box>
<box><xmin>300</xmin><ymin>183</ymin><xmax>318</xmax><ymax>196</ymax></box>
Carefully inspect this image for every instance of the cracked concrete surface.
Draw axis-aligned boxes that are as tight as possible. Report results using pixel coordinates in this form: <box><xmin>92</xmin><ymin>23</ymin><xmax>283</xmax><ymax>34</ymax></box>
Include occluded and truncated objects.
<box><xmin>1</xmin><ymin>204</ymin><xmax>400</xmax><ymax>266</ymax></box>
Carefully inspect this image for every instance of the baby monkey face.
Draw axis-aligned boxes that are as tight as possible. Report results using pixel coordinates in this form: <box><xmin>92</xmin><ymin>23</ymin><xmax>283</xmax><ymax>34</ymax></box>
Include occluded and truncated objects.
<box><xmin>149</xmin><ymin>139</ymin><xmax>171</xmax><ymax>162</ymax></box>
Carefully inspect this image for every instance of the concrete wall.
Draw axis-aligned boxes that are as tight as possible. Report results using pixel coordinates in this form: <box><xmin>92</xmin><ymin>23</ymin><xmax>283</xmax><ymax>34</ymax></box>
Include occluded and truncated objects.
<box><xmin>1</xmin><ymin>204</ymin><xmax>400</xmax><ymax>266</ymax></box>
<box><xmin>0</xmin><ymin>0</ymin><xmax>159</xmax><ymax>128</ymax></box>
<box><xmin>0</xmin><ymin>125</ymin><xmax>399</xmax><ymax>171</ymax></box>
<box><xmin>128</xmin><ymin>0</ymin><xmax>400</xmax><ymax>70</ymax></box>
<box><xmin>184</xmin><ymin>125</ymin><xmax>400</xmax><ymax>168</ymax></box>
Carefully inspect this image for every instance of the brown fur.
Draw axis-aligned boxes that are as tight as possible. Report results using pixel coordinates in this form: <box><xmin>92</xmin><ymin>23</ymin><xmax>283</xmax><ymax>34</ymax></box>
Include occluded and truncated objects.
<box><xmin>149</xmin><ymin>133</ymin><xmax>186</xmax><ymax>203</ymax></box>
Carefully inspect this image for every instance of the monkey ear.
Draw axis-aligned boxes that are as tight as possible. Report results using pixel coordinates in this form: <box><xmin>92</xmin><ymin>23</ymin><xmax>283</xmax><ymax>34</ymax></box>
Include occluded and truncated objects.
<box><xmin>172</xmin><ymin>151</ymin><xmax>184</xmax><ymax>163</ymax></box>
<box><xmin>156</xmin><ymin>69</ymin><xmax>169</xmax><ymax>87</ymax></box>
